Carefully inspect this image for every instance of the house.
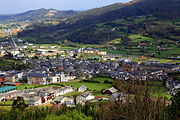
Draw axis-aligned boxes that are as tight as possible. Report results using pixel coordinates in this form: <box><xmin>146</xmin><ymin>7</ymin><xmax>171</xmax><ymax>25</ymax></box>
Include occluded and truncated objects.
<box><xmin>26</xmin><ymin>73</ymin><xmax>47</xmax><ymax>85</ymax></box>
<box><xmin>78</xmin><ymin>85</ymin><xmax>87</xmax><ymax>92</ymax></box>
<box><xmin>76</xmin><ymin>92</ymin><xmax>95</xmax><ymax>105</ymax></box>
<box><xmin>28</xmin><ymin>96</ymin><xmax>42</xmax><ymax>106</ymax></box>
<box><xmin>15</xmin><ymin>54</ymin><xmax>25</xmax><ymax>58</ymax></box>
<box><xmin>35</xmin><ymin>53</ymin><xmax>43</xmax><ymax>57</ymax></box>
<box><xmin>119</xmin><ymin>58</ymin><xmax>130</xmax><ymax>62</ymax></box>
<box><xmin>0</xmin><ymin>74</ymin><xmax>6</xmax><ymax>82</ymax></box>
<box><xmin>50</xmin><ymin>73</ymin><xmax>68</xmax><ymax>82</ymax></box>
<box><xmin>23</xmin><ymin>87</ymin><xmax>55</xmax><ymax>106</ymax></box>
<box><xmin>66</xmin><ymin>74</ymin><xmax>77</xmax><ymax>80</ymax></box>
<box><xmin>148</xmin><ymin>60</ymin><xmax>160</xmax><ymax>64</ymax></box>
<box><xmin>0</xmin><ymin>50</ymin><xmax>6</xmax><ymax>57</ymax></box>
<box><xmin>81</xmin><ymin>92</ymin><xmax>95</xmax><ymax>100</ymax></box>
<box><xmin>142</xmin><ymin>63</ymin><xmax>180</xmax><ymax>72</ymax></box>
<box><xmin>0</xmin><ymin>86</ymin><xmax>16</xmax><ymax>94</ymax></box>
<box><xmin>6</xmin><ymin>71</ymin><xmax>23</xmax><ymax>83</ymax></box>
<box><xmin>83</xmin><ymin>48</ymin><xmax>107</xmax><ymax>55</ymax></box>
<box><xmin>37</xmin><ymin>91</ymin><xmax>54</xmax><ymax>103</ymax></box>
<box><xmin>148</xmin><ymin>70</ymin><xmax>163</xmax><ymax>75</ymax></box>
<box><xmin>55</xmin><ymin>86</ymin><xmax>73</xmax><ymax>96</ymax></box>
<box><xmin>54</xmin><ymin>96</ymin><xmax>64</xmax><ymax>104</ymax></box>
<box><xmin>10</xmin><ymin>50</ymin><xmax>20</xmax><ymax>56</ymax></box>
<box><xmin>110</xmin><ymin>93</ymin><xmax>127</xmax><ymax>102</ymax></box>
<box><xmin>84</xmin><ymin>48</ymin><xmax>98</xmax><ymax>54</ymax></box>
<box><xmin>48</xmin><ymin>73</ymin><xmax>66</xmax><ymax>83</ymax></box>
<box><xmin>97</xmin><ymin>51</ymin><xmax>107</xmax><ymax>55</ymax></box>
<box><xmin>60</xmin><ymin>73</ymin><xmax>68</xmax><ymax>82</ymax></box>
<box><xmin>54</xmin><ymin>96</ymin><xmax>75</xmax><ymax>107</ymax></box>
<box><xmin>102</xmin><ymin>57</ymin><xmax>116</xmax><ymax>61</ymax></box>
<box><xmin>103</xmin><ymin>87</ymin><xmax>118</xmax><ymax>95</ymax></box>
<box><xmin>49</xmin><ymin>75</ymin><xmax>60</xmax><ymax>83</ymax></box>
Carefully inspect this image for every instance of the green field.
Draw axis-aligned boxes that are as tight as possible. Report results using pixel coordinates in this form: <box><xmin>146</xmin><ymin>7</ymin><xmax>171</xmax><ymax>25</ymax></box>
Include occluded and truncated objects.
<box><xmin>108</xmin><ymin>38</ymin><xmax>121</xmax><ymax>44</ymax></box>
<box><xmin>0</xmin><ymin>101</ymin><xmax>14</xmax><ymax>105</ymax></box>
<box><xmin>55</xmin><ymin>82</ymin><xmax>112</xmax><ymax>91</ymax></box>
<box><xmin>0</xmin><ymin>106</ymin><xmax>12</xmax><ymax>112</ymax></box>
<box><xmin>62</xmin><ymin>91</ymin><xmax>82</xmax><ymax>97</ymax></box>
<box><xmin>17</xmin><ymin>84</ymin><xmax>60</xmax><ymax>90</ymax></box>
<box><xmin>0</xmin><ymin>58</ymin><xmax>19</xmax><ymax>70</ymax></box>
<box><xmin>129</xmin><ymin>34</ymin><xmax>154</xmax><ymax>42</ymax></box>
<box><xmin>17</xmin><ymin>77</ymin><xmax>114</xmax><ymax>91</ymax></box>
<box><xmin>132</xmin><ymin>57</ymin><xmax>180</xmax><ymax>64</ymax></box>
<box><xmin>87</xmin><ymin>77</ymin><xmax>114</xmax><ymax>83</ymax></box>
<box><xmin>0</xmin><ymin>58</ymin><xmax>28</xmax><ymax>71</ymax></box>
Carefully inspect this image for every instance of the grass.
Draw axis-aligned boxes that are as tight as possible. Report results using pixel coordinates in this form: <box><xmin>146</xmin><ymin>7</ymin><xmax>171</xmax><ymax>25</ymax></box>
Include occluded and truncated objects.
<box><xmin>53</xmin><ymin>82</ymin><xmax>112</xmax><ymax>92</ymax></box>
<box><xmin>0</xmin><ymin>100</ymin><xmax>28</xmax><ymax>105</ymax></box>
<box><xmin>17</xmin><ymin>78</ymin><xmax>113</xmax><ymax>93</ymax></box>
<box><xmin>101</xmin><ymin>48</ymin><xmax>127</xmax><ymax>55</ymax></box>
<box><xmin>92</xmin><ymin>91</ymin><xmax>109</xmax><ymax>97</ymax></box>
<box><xmin>108</xmin><ymin>38</ymin><xmax>121</xmax><ymax>44</ymax></box>
<box><xmin>87</xmin><ymin>77</ymin><xmax>114</xmax><ymax>83</ymax></box>
<box><xmin>62</xmin><ymin>91</ymin><xmax>82</xmax><ymax>97</ymax></box>
<box><xmin>0</xmin><ymin>106</ymin><xmax>12</xmax><ymax>112</ymax></box>
<box><xmin>132</xmin><ymin>57</ymin><xmax>180</xmax><ymax>64</ymax></box>
<box><xmin>0</xmin><ymin>101</ymin><xmax>14</xmax><ymax>105</ymax></box>
<box><xmin>0</xmin><ymin>58</ymin><xmax>23</xmax><ymax>71</ymax></box>
<box><xmin>82</xmin><ymin>44</ymin><xmax>112</xmax><ymax>48</ymax></box>
<box><xmin>129</xmin><ymin>34</ymin><xmax>153</xmax><ymax>42</ymax></box>
<box><xmin>17</xmin><ymin>84</ymin><xmax>60</xmax><ymax>90</ymax></box>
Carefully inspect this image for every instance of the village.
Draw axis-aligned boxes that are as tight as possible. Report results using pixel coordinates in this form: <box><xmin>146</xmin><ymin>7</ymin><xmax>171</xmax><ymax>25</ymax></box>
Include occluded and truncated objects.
<box><xmin>0</xmin><ymin>40</ymin><xmax>180</xmax><ymax>108</ymax></box>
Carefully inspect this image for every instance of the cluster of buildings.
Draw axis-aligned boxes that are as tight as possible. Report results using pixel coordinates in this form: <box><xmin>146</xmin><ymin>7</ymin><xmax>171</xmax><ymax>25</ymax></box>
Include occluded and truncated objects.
<box><xmin>0</xmin><ymin>42</ymin><xmax>179</xmax><ymax>106</ymax></box>
<box><xmin>0</xmin><ymin>23</ymin><xmax>28</xmax><ymax>37</ymax></box>
<box><xmin>0</xmin><ymin>83</ymin><xmax>127</xmax><ymax>107</ymax></box>
<box><xmin>0</xmin><ymin>55</ymin><xmax>179</xmax><ymax>87</ymax></box>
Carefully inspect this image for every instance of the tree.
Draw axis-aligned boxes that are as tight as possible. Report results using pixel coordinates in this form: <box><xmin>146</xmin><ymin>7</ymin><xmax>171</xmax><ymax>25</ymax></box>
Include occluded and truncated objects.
<box><xmin>121</xmin><ymin>36</ymin><xmax>132</xmax><ymax>48</ymax></box>
<box><xmin>45</xmin><ymin>110</ymin><xmax>92</xmax><ymax>120</ymax></box>
<box><xmin>12</xmin><ymin>96</ymin><xmax>27</xmax><ymax>111</ymax></box>
<box><xmin>168</xmin><ymin>92</ymin><xmax>180</xmax><ymax>120</ymax></box>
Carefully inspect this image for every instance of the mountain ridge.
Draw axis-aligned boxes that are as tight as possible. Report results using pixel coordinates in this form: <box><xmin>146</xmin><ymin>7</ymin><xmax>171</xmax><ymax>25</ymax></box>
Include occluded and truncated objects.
<box><xmin>18</xmin><ymin>0</ymin><xmax>180</xmax><ymax>44</ymax></box>
<box><xmin>0</xmin><ymin>8</ymin><xmax>78</xmax><ymax>23</ymax></box>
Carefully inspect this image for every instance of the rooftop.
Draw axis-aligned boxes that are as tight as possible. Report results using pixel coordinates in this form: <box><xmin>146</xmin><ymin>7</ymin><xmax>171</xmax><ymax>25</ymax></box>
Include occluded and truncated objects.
<box><xmin>0</xmin><ymin>86</ymin><xmax>16</xmax><ymax>93</ymax></box>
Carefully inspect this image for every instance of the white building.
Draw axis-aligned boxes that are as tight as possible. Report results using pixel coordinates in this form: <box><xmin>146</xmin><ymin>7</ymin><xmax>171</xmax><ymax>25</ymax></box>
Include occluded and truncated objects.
<box><xmin>76</xmin><ymin>92</ymin><xmax>95</xmax><ymax>105</ymax></box>
<box><xmin>55</xmin><ymin>86</ymin><xmax>73</xmax><ymax>96</ymax></box>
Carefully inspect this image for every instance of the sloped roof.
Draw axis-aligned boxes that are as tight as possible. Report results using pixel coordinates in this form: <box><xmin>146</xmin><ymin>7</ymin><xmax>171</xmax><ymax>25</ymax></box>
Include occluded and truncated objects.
<box><xmin>27</xmin><ymin>73</ymin><xmax>46</xmax><ymax>77</ymax></box>
<box><xmin>0</xmin><ymin>86</ymin><xmax>16</xmax><ymax>93</ymax></box>
<box><xmin>103</xmin><ymin>87</ymin><xmax>118</xmax><ymax>94</ymax></box>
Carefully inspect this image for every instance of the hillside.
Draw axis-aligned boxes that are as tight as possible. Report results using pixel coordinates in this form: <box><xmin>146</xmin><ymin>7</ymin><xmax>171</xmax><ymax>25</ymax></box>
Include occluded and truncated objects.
<box><xmin>0</xmin><ymin>8</ymin><xmax>78</xmax><ymax>23</ymax></box>
<box><xmin>18</xmin><ymin>0</ymin><xmax>180</xmax><ymax>43</ymax></box>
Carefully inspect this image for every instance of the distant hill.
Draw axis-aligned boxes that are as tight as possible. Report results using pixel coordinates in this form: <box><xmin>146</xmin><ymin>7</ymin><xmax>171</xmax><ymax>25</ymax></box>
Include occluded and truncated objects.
<box><xmin>0</xmin><ymin>8</ymin><xmax>78</xmax><ymax>23</ymax></box>
<box><xmin>18</xmin><ymin>0</ymin><xmax>180</xmax><ymax>44</ymax></box>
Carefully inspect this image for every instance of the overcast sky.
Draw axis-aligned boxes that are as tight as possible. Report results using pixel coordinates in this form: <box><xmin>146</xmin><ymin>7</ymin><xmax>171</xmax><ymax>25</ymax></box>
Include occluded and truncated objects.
<box><xmin>0</xmin><ymin>0</ymin><xmax>131</xmax><ymax>14</ymax></box>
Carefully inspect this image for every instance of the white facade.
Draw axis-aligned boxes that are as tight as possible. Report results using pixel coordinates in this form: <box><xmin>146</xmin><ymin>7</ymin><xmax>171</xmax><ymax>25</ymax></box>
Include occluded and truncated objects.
<box><xmin>60</xmin><ymin>73</ymin><xmax>68</xmax><ymax>82</ymax></box>
<box><xmin>55</xmin><ymin>86</ymin><xmax>73</xmax><ymax>96</ymax></box>
<box><xmin>85</xmin><ymin>95</ymin><xmax>95</xmax><ymax>101</ymax></box>
<box><xmin>51</xmin><ymin>76</ymin><xmax>60</xmax><ymax>83</ymax></box>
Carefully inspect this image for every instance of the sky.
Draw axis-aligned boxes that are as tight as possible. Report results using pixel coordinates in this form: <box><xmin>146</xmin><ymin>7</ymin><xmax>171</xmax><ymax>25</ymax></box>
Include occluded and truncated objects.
<box><xmin>0</xmin><ymin>0</ymin><xmax>131</xmax><ymax>14</ymax></box>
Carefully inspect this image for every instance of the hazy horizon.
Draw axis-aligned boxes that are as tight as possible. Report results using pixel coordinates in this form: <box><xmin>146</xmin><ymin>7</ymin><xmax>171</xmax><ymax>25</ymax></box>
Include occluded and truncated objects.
<box><xmin>0</xmin><ymin>0</ymin><xmax>131</xmax><ymax>14</ymax></box>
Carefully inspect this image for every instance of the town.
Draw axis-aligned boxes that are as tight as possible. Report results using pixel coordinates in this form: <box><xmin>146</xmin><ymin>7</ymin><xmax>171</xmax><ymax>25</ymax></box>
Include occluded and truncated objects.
<box><xmin>0</xmin><ymin>39</ymin><xmax>179</xmax><ymax>108</ymax></box>
<box><xmin>0</xmin><ymin>0</ymin><xmax>180</xmax><ymax>119</ymax></box>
